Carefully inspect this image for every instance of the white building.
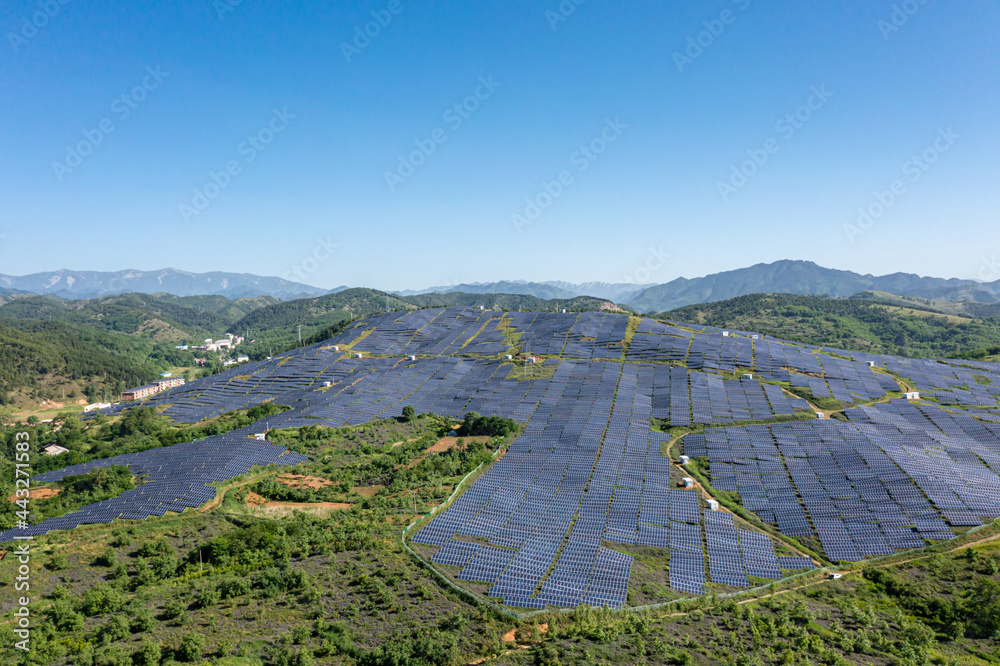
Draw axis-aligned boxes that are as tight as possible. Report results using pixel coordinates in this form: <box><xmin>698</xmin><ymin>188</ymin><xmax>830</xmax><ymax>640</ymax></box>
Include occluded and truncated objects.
<box><xmin>816</xmin><ymin>412</ymin><xmax>825</xmax><ymax>419</ymax></box>
<box><xmin>680</xmin><ymin>477</ymin><xmax>694</xmax><ymax>489</ymax></box>
<box><xmin>84</xmin><ymin>402</ymin><xmax>112</xmax><ymax>413</ymax></box>
<box><xmin>706</xmin><ymin>499</ymin><xmax>720</xmax><ymax>511</ymax></box>
<box><xmin>742</xmin><ymin>373</ymin><xmax>753</xmax><ymax>380</ymax></box>
<box><xmin>905</xmin><ymin>392</ymin><xmax>921</xmax><ymax>400</ymax></box>
<box><xmin>43</xmin><ymin>445</ymin><xmax>69</xmax><ymax>456</ymax></box>
<box><xmin>679</xmin><ymin>455</ymin><xmax>690</xmax><ymax>465</ymax></box>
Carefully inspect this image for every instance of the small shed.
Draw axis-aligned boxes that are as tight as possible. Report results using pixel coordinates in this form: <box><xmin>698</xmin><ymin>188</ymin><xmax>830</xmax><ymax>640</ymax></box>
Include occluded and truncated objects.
<box><xmin>742</xmin><ymin>373</ymin><xmax>753</xmax><ymax>380</ymax></box>
<box><xmin>679</xmin><ymin>455</ymin><xmax>690</xmax><ymax>465</ymax></box>
<box><xmin>408</xmin><ymin>355</ymin><xmax>417</xmax><ymax>361</ymax></box>
<box><xmin>680</xmin><ymin>477</ymin><xmax>694</xmax><ymax>489</ymax></box>
<box><xmin>706</xmin><ymin>499</ymin><xmax>720</xmax><ymax>511</ymax></box>
<box><xmin>816</xmin><ymin>412</ymin><xmax>825</xmax><ymax>419</ymax></box>
<box><xmin>905</xmin><ymin>392</ymin><xmax>921</xmax><ymax>400</ymax></box>
<box><xmin>355</xmin><ymin>353</ymin><xmax>363</xmax><ymax>359</ymax></box>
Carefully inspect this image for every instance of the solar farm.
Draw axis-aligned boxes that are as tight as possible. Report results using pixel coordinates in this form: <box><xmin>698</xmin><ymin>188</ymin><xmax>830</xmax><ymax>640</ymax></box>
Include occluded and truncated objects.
<box><xmin>6</xmin><ymin>307</ymin><xmax>1000</xmax><ymax>612</ymax></box>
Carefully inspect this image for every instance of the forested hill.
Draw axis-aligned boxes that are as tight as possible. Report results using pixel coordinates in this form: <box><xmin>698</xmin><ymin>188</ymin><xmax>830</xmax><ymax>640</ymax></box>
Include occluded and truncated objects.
<box><xmin>0</xmin><ymin>321</ymin><xmax>194</xmax><ymax>406</ymax></box>
<box><xmin>401</xmin><ymin>291</ymin><xmax>629</xmax><ymax>313</ymax></box>
<box><xmin>0</xmin><ymin>293</ymin><xmax>277</xmax><ymax>341</ymax></box>
<box><xmin>663</xmin><ymin>293</ymin><xmax>1000</xmax><ymax>358</ymax></box>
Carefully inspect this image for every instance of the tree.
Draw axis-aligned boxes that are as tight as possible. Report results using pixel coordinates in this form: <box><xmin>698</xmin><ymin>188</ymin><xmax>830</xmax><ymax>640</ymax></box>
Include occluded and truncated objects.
<box><xmin>401</xmin><ymin>405</ymin><xmax>416</xmax><ymax>422</ymax></box>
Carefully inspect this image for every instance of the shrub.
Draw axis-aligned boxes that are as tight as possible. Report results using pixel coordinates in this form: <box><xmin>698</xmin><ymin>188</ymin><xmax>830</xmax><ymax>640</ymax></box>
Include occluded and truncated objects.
<box><xmin>49</xmin><ymin>552</ymin><xmax>70</xmax><ymax>570</ymax></box>
<box><xmin>176</xmin><ymin>632</ymin><xmax>205</xmax><ymax>662</ymax></box>
<box><xmin>133</xmin><ymin>640</ymin><xmax>162</xmax><ymax>666</ymax></box>
<box><xmin>101</xmin><ymin>614</ymin><xmax>131</xmax><ymax>643</ymax></box>
<box><xmin>162</xmin><ymin>599</ymin><xmax>187</xmax><ymax>620</ymax></box>
<box><xmin>78</xmin><ymin>584</ymin><xmax>124</xmax><ymax>616</ymax></box>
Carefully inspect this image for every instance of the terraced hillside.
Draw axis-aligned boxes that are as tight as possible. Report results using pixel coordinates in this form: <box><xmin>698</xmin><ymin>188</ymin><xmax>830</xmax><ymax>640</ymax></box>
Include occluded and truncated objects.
<box><xmin>4</xmin><ymin>307</ymin><xmax>1000</xmax><ymax>616</ymax></box>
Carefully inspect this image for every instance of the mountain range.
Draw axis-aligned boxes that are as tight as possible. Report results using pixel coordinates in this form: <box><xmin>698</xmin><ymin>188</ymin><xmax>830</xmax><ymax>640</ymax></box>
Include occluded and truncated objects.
<box><xmin>0</xmin><ymin>268</ymin><xmax>340</xmax><ymax>300</ymax></box>
<box><xmin>3</xmin><ymin>261</ymin><xmax>999</xmax><ymax>311</ymax></box>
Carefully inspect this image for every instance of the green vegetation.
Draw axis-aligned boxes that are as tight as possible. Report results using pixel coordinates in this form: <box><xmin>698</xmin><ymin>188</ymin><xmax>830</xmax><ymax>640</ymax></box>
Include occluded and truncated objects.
<box><xmin>664</xmin><ymin>293</ymin><xmax>1000</xmax><ymax>358</ymax></box>
<box><xmin>30</xmin><ymin>465</ymin><xmax>138</xmax><ymax>523</ymax></box>
<box><xmin>0</xmin><ymin>320</ymin><xmax>196</xmax><ymax>406</ymax></box>
<box><xmin>403</xmin><ymin>291</ymin><xmax>632</xmax><ymax>313</ymax></box>
<box><xmin>1</xmin><ymin>414</ymin><xmax>998</xmax><ymax>665</ymax></box>
<box><xmin>459</xmin><ymin>412</ymin><xmax>519</xmax><ymax>438</ymax></box>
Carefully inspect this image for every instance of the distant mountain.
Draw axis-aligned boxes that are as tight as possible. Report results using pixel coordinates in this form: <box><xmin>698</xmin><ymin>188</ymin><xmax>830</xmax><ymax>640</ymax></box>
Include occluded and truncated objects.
<box><xmin>628</xmin><ymin>260</ymin><xmax>1000</xmax><ymax>312</ymax></box>
<box><xmin>395</xmin><ymin>280</ymin><xmax>648</xmax><ymax>302</ymax></box>
<box><xmin>0</xmin><ymin>269</ymin><xmax>332</xmax><ymax>300</ymax></box>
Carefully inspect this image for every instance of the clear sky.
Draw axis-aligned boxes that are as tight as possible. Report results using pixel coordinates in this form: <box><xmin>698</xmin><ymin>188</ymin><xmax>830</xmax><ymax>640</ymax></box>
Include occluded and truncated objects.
<box><xmin>2</xmin><ymin>0</ymin><xmax>998</xmax><ymax>290</ymax></box>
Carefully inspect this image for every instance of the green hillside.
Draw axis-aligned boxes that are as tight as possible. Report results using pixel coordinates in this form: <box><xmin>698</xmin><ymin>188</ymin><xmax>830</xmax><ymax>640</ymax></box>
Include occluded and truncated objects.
<box><xmin>2</xmin><ymin>415</ymin><xmax>998</xmax><ymax>665</ymax></box>
<box><xmin>0</xmin><ymin>320</ymin><xmax>195</xmax><ymax>407</ymax></box>
<box><xmin>663</xmin><ymin>293</ymin><xmax>1000</xmax><ymax>358</ymax></box>
<box><xmin>402</xmin><ymin>291</ymin><xmax>631</xmax><ymax>313</ymax></box>
<box><xmin>0</xmin><ymin>293</ymin><xmax>276</xmax><ymax>343</ymax></box>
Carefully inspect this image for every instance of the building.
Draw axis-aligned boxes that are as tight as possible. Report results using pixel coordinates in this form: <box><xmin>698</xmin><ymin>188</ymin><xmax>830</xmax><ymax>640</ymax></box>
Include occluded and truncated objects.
<box><xmin>407</xmin><ymin>355</ymin><xmax>417</xmax><ymax>361</ymax></box>
<box><xmin>526</xmin><ymin>357</ymin><xmax>537</xmax><ymax>364</ymax></box>
<box><xmin>742</xmin><ymin>373</ymin><xmax>753</xmax><ymax>380</ymax></box>
<box><xmin>83</xmin><ymin>402</ymin><xmax>111</xmax><ymax>413</ymax></box>
<box><xmin>706</xmin><ymin>499</ymin><xmax>720</xmax><ymax>511</ymax></box>
<box><xmin>905</xmin><ymin>392</ymin><xmax>921</xmax><ymax>400</ymax></box>
<box><xmin>237</xmin><ymin>355</ymin><xmax>250</xmax><ymax>363</ymax></box>
<box><xmin>354</xmin><ymin>353</ymin><xmax>363</xmax><ymax>359</ymax></box>
<box><xmin>504</xmin><ymin>355</ymin><xmax>513</xmax><ymax>360</ymax></box>
<box><xmin>722</xmin><ymin>331</ymin><xmax>730</xmax><ymax>337</ymax></box>
<box><xmin>42</xmin><ymin>444</ymin><xmax>69</xmax><ymax>456</ymax></box>
<box><xmin>816</xmin><ymin>412</ymin><xmax>825</xmax><ymax>419</ymax></box>
<box><xmin>680</xmin><ymin>477</ymin><xmax>694</xmax><ymax>489</ymax></box>
<box><xmin>253</xmin><ymin>433</ymin><xmax>267</xmax><ymax>441</ymax></box>
<box><xmin>868</xmin><ymin>361</ymin><xmax>877</xmax><ymax>368</ymax></box>
<box><xmin>123</xmin><ymin>384</ymin><xmax>159</xmax><ymax>401</ymax></box>
<box><xmin>154</xmin><ymin>377</ymin><xmax>185</xmax><ymax>390</ymax></box>
<box><xmin>679</xmin><ymin>455</ymin><xmax>690</xmax><ymax>465</ymax></box>
<box><xmin>322</xmin><ymin>381</ymin><xmax>332</xmax><ymax>388</ymax></box>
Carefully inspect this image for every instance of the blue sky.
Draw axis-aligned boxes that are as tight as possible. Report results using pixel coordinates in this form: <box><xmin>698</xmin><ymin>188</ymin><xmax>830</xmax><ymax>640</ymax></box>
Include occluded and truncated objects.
<box><xmin>2</xmin><ymin>0</ymin><xmax>998</xmax><ymax>290</ymax></box>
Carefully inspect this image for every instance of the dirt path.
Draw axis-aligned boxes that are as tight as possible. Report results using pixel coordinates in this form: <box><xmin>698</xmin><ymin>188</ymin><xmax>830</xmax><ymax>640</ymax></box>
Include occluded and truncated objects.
<box><xmin>199</xmin><ymin>472</ymin><xmax>271</xmax><ymax>513</ymax></box>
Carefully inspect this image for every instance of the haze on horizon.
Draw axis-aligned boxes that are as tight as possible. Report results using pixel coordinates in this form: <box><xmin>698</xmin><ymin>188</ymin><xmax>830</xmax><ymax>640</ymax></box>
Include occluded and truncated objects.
<box><xmin>2</xmin><ymin>1</ymin><xmax>998</xmax><ymax>291</ymax></box>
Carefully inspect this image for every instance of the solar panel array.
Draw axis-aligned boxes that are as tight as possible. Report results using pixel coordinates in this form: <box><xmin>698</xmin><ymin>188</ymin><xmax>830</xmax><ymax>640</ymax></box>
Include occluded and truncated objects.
<box><xmin>0</xmin><ymin>425</ymin><xmax>307</xmax><ymax>542</ymax></box>
<box><xmin>11</xmin><ymin>306</ymin><xmax>1000</xmax><ymax>609</ymax></box>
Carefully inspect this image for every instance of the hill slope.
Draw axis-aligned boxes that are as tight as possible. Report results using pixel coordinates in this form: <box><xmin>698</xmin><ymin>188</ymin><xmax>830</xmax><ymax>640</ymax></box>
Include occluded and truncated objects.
<box><xmin>0</xmin><ymin>293</ymin><xmax>277</xmax><ymax>342</ymax></box>
<box><xmin>663</xmin><ymin>292</ymin><xmax>1000</xmax><ymax>357</ymax></box>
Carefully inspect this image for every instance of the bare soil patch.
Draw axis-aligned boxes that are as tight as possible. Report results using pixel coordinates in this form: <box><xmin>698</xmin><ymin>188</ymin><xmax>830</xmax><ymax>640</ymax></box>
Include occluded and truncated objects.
<box><xmin>276</xmin><ymin>474</ymin><xmax>333</xmax><ymax>490</ymax></box>
<box><xmin>427</xmin><ymin>435</ymin><xmax>492</xmax><ymax>453</ymax></box>
<box><xmin>8</xmin><ymin>487</ymin><xmax>60</xmax><ymax>502</ymax></box>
